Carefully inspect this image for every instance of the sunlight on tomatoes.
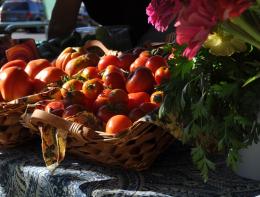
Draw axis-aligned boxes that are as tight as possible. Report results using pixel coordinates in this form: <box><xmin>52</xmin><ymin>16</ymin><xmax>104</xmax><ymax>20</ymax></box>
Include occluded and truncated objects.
<box><xmin>97</xmin><ymin>55</ymin><xmax>121</xmax><ymax>71</ymax></box>
<box><xmin>105</xmin><ymin>115</ymin><xmax>133</xmax><ymax>135</ymax></box>
<box><xmin>145</xmin><ymin>55</ymin><xmax>168</xmax><ymax>74</ymax></box>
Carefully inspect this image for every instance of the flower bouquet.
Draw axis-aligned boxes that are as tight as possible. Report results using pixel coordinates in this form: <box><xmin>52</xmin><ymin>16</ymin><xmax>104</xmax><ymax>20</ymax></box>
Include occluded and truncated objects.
<box><xmin>146</xmin><ymin>0</ymin><xmax>260</xmax><ymax>181</ymax></box>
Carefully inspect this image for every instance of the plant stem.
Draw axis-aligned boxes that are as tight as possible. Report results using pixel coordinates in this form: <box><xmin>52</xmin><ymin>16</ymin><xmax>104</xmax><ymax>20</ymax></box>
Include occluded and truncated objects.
<box><xmin>221</xmin><ymin>21</ymin><xmax>260</xmax><ymax>49</ymax></box>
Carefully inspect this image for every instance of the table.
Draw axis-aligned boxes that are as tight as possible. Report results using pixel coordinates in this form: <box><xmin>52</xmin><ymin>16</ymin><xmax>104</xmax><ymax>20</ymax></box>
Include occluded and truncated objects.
<box><xmin>0</xmin><ymin>139</ymin><xmax>259</xmax><ymax>197</ymax></box>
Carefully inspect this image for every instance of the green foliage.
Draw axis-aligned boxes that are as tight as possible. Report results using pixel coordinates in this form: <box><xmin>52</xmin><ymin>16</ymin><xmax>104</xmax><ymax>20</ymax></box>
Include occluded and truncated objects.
<box><xmin>160</xmin><ymin>43</ymin><xmax>260</xmax><ymax>182</ymax></box>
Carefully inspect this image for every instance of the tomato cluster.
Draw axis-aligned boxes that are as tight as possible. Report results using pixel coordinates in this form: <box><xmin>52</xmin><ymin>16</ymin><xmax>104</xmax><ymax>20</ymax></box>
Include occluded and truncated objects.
<box><xmin>0</xmin><ymin>46</ymin><xmax>170</xmax><ymax>135</ymax></box>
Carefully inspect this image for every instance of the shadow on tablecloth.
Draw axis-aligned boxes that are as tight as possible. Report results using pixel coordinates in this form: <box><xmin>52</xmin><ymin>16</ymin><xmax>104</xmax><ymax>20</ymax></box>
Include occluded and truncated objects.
<box><xmin>0</xmin><ymin>138</ymin><xmax>259</xmax><ymax>197</ymax></box>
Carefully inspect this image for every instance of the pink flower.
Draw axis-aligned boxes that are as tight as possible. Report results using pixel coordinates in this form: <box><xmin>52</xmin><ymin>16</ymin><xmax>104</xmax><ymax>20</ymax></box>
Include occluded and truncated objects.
<box><xmin>146</xmin><ymin>0</ymin><xmax>183</xmax><ymax>32</ymax></box>
<box><xmin>175</xmin><ymin>0</ymin><xmax>217</xmax><ymax>59</ymax></box>
<box><xmin>216</xmin><ymin>0</ymin><xmax>252</xmax><ymax>20</ymax></box>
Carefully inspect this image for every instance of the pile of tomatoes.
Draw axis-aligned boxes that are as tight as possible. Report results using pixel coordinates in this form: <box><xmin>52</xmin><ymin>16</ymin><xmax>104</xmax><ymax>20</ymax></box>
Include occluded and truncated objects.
<box><xmin>0</xmin><ymin>46</ymin><xmax>171</xmax><ymax>135</ymax></box>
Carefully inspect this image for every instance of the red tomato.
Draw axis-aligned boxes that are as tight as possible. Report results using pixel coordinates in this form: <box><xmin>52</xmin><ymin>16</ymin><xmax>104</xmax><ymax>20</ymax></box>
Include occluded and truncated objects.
<box><xmin>45</xmin><ymin>100</ymin><xmax>65</xmax><ymax>117</ymax></box>
<box><xmin>25</xmin><ymin>59</ymin><xmax>51</xmax><ymax>79</ymax></box>
<box><xmin>108</xmin><ymin>89</ymin><xmax>128</xmax><ymax>105</ymax></box>
<box><xmin>97</xmin><ymin>55</ymin><xmax>121</xmax><ymax>71</ymax></box>
<box><xmin>101</xmin><ymin>65</ymin><xmax>124</xmax><ymax>81</ymax></box>
<box><xmin>139</xmin><ymin>102</ymin><xmax>159</xmax><ymax>114</ymax></box>
<box><xmin>82</xmin><ymin>78</ymin><xmax>104</xmax><ymax>100</ymax></box>
<box><xmin>150</xmin><ymin>91</ymin><xmax>164</xmax><ymax>106</ymax></box>
<box><xmin>128</xmin><ymin>107</ymin><xmax>145</xmax><ymax>122</ymax></box>
<box><xmin>126</xmin><ymin>67</ymin><xmax>155</xmax><ymax>93</ymax></box>
<box><xmin>154</xmin><ymin>66</ymin><xmax>171</xmax><ymax>85</ymax></box>
<box><xmin>62</xmin><ymin>104</ymin><xmax>85</xmax><ymax>118</ymax></box>
<box><xmin>129</xmin><ymin>56</ymin><xmax>147</xmax><ymax>72</ymax></box>
<box><xmin>81</xmin><ymin>66</ymin><xmax>99</xmax><ymax>80</ymax></box>
<box><xmin>118</xmin><ymin>53</ymin><xmax>135</xmax><ymax>71</ymax></box>
<box><xmin>0</xmin><ymin>59</ymin><xmax>27</xmax><ymax>71</ymax></box>
<box><xmin>97</xmin><ymin>104</ymin><xmax>117</xmax><ymax>123</ymax></box>
<box><xmin>132</xmin><ymin>47</ymin><xmax>146</xmax><ymax>57</ymax></box>
<box><xmin>0</xmin><ymin>67</ymin><xmax>33</xmax><ymax>101</ymax></box>
<box><xmin>106</xmin><ymin>115</ymin><xmax>133</xmax><ymax>135</ymax></box>
<box><xmin>34</xmin><ymin>67</ymin><xmax>65</xmax><ymax>83</ymax></box>
<box><xmin>63</xmin><ymin>90</ymin><xmax>94</xmax><ymax>111</ymax></box>
<box><xmin>61</xmin><ymin>79</ymin><xmax>83</xmax><ymax>97</ymax></box>
<box><xmin>128</xmin><ymin>92</ymin><xmax>150</xmax><ymax>110</ymax></box>
<box><xmin>103</xmin><ymin>71</ymin><xmax>126</xmax><ymax>90</ymax></box>
<box><xmin>34</xmin><ymin>67</ymin><xmax>66</xmax><ymax>92</ymax></box>
<box><xmin>145</xmin><ymin>55</ymin><xmax>168</xmax><ymax>74</ymax></box>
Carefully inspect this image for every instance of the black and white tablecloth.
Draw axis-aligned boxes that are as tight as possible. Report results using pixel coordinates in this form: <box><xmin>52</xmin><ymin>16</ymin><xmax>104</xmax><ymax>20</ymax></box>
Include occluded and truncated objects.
<box><xmin>0</xmin><ymin>139</ymin><xmax>259</xmax><ymax>197</ymax></box>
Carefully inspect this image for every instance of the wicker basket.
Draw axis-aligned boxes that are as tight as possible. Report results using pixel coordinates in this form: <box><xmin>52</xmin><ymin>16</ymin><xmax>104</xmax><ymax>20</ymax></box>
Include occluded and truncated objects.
<box><xmin>0</xmin><ymin>87</ymin><xmax>61</xmax><ymax>148</ymax></box>
<box><xmin>29</xmin><ymin>109</ymin><xmax>181</xmax><ymax>171</ymax></box>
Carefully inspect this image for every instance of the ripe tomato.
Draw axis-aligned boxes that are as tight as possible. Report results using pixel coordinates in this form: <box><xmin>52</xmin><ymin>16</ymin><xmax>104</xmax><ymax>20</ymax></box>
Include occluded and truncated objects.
<box><xmin>154</xmin><ymin>66</ymin><xmax>170</xmax><ymax>85</ymax></box>
<box><xmin>126</xmin><ymin>67</ymin><xmax>155</xmax><ymax>93</ymax></box>
<box><xmin>139</xmin><ymin>50</ymin><xmax>151</xmax><ymax>59</ymax></box>
<box><xmin>132</xmin><ymin>47</ymin><xmax>146</xmax><ymax>57</ymax></box>
<box><xmin>25</xmin><ymin>59</ymin><xmax>51</xmax><ymax>79</ymax></box>
<box><xmin>139</xmin><ymin>102</ymin><xmax>159</xmax><ymax>114</ymax></box>
<box><xmin>145</xmin><ymin>55</ymin><xmax>168</xmax><ymax>74</ymax></box>
<box><xmin>103</xmin><ymin>71</ymin><xmax>126</xmax><ymax>90</ymax></box>
<box><xmin>63</xmin><ymin>104</ymin><xmax>85</xmax><ymax>118</ymax></box>
<box><xmin>128</xmin><ymin>107</ymin><xmax>145</xmax><ymax>122</ymax></box>
<box><xmin>101</xmin><ymin>65</ymin><xmax>125</xmax><ymax>81</ymax></box>
<box><xmin>45</xmin><ymin>100</ymin><xmax>65</xmax><ymax>117</ymax></box>
<box><xmin>63</xmin><ymin>90</ymin><xmax>94</xmax><ymax>111</ymax></box>
<box><xmin>64</xmin><ymin>54</ymin><xmax>94</xmax><ymax>77</ymax></box>
<box><xmin>129</xmin><ymin>56</ymin><xmax>147</xmax><ymax>72</ymax></box>
<box><xmin>150</xmin><ymin>91</ymin><xmax>164</xmax><ymax>106</ymax></box>
<box><xmin>0</xmin><ymin>67</ymin><xmax>33</xmax><ymax>101</ymax></box>
<box><xmin>61</xmin><ymin>79</ymin><xmax>83</xmax><ymax>97</ymax></box>
<box><xmin>96</xmin><ymin>104</ymin><xmax>117</xmax><ymax>123</ymax></box>
<box><xmin>81</xmin><ymin>66</ymin><xmax>99</xmax><ymax>80</ymax></box>
<box><xmin>106</xmin><ymin>115</ymin><xmax>133</xmax><ymax>135</ymax></box>
<box><xmin>34</xmin><ymin>67</ymin><xmax>65</xmax><ymax>83</ymax></box>
<box><xmin>108</xmin><ymin>89</ymin><xmax>128</xmax><ymax>105</ymax></box>
<box><xmin>82</xmin><ymin>78</ymin><xmax>103</xmax><ymax>100</ymax></box>
<box><xmin>128</xmin><ymin>92</ymin><xmax>150</xmax><ymax>110</ymax></box>
<box><xmin>118</xmin><ymin>53</ymin><xmax>135</xmax><ymax>71</ymax></box>
<box><xmin>97</xmin><ymin>55</ymin><xmax>121</xmax><ymax>71</ymax></box>
<box><xmin>0</xmin><ymin>59</ymin><xmax>27</xmax><ymax>71</ymax></box>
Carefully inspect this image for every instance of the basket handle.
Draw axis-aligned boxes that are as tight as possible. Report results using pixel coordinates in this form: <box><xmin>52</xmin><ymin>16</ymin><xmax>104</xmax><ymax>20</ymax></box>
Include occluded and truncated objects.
<box><xmin>83</xmin><ymin>40</ymin><xmax>122</xmax><ymax>56</ymax></box>
<box><xmin>30</xmin><ymin>109</ymin><xmax>83</xmax><ymax>133</ymax></box>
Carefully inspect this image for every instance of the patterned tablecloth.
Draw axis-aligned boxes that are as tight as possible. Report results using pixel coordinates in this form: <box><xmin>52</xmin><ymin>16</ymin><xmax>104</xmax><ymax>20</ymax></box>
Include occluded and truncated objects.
<box><xmin>0</xmin><ymin>139</ymin><xmax>260</xmax><ymax>197</ymax></box>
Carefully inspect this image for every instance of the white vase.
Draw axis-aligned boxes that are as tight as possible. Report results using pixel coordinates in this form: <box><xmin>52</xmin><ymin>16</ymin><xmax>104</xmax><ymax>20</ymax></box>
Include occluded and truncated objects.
<box><xmin>235</xmin><ymin>112</ymin><xmax>260</xmax><ymax>180</ymax></box>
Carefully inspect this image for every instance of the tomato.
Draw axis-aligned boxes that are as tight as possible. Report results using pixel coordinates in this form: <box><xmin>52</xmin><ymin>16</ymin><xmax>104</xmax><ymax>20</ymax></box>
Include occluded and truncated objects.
<box><xmin>65</xmin><ymin>54</ymin><xmax>96</xmax><ymax>77</ymax></box>
<box><xmin>105</xmin><ymin>115</ymin><xmax>133</xmax><ymax>135</ymax></box>
<box><xmin>0</xmin><ymin>67</ymin><xmax>33</xmax><ymax>101</ymax></box>
<box><xmin>0</xmin><ymin>59</ymin><xmax>27</xmax><ymax>71</ymax></box>
<box><xmin>61</xmin><ymin>79</ymin><xmax>83</xmax><ymax>97</ymax></box>
<box><xmin>63</xmin><ymin>90</ymin><xmax>94</xmax><ymax>111</ymax></box>
<box><xmin>103</xmin><ymin>71</ymin><xmax>126</xmax><ymax>90</ymax></box>
<box><xmin>97</xmin><ymin>55</ymin><xmax>121</xmax><ymax>71</ymax></box>
<box><xmin>55</xmin><ymin>47</ymin><xmax>81</xmax><ymax>70</ymax></box>
<box><xmin>81</xmin><ymin>66</ymin><xmax>99</xmax><ymax>80</ymax></box>
<box><xmin>108</xmin><ymin>89</ymin><xmax>128</xmax><ymax>105</ymax></box>
<box><xmin>132</xmin><ymin>47</ymin><xmax>146</xmax><ymax>57</ymax></box>
<box><xmin>128</xmin><ymin>107</ymin><xmax>145</xmax><ymax>122</ymax></box>
<box><xmin>139</xmin><ymin>102</ymin><xmax>159</xmax><ymax>114</ymax></box>
<box><xmin>129</xmin><ymin>56</ymin><xmax>147</xmax><ymax>72</ymax></box>
<box><xmin>63</xmin><ymin>104</ymin><xmax>85</xmax><ymax>118</ymax></box>
<box><xmin>139</xmin><ymin>50</ymin><xmax>151</xmax><ymax>59</ymax></box>
<box><xmin>82</xmin><ymin>78</ymin><xmax>103</xmax><ymax>100</ymax></box>
<box><xmin>101</xmin><ymin>65</ymin><xmax>125</xmax><ymax>81</ymax></box>
<box><xmin>150</xmin><ymin>91</ymin><xmax>164</xmax><ymax>106</ymax></box>
<box><xmin>25</xmin><ymin>59</ymin><xmax>51</xmax><ymax>79</ymax></box>
<box><xmin>96</xmin><ymin>104</ymin><xmax>117</xmax><ymax>123</ymax></box>
<box><xmin>128</xmin><ymin>92</ymin><xmax>150</xmax><ymax>110</ymax></box>
<box><xmin>45</xmin><ymin>100</ymin><xmax>65</xmax><ymax>117</ymax></box>
<box><xmin>34</xmin><ymin>67</ymin><xmax>66</xmax><ymax>92</ymax></box>
<box><xmin>154</xmin><ymin>66</ymin><xmax>170</xmax><ymax>85</ymax></box>
<box><xmin>145</xmin><ymin>55</ymin><xmax>168</xmax><ymax>74</ymax></box>
<box><xmin>34</xmin><ymin>67</ymin><xmax>65</xmax><ymax>83</ymax></box>
<box><xmin>126</xmin><ymin>67</ymin><xmax>155</xmax><ymax>93</ymax></box>
<box><xmin>118</xmin><ymin>53</ymin><xmax>135</xmax><ymax>71</ymax></box>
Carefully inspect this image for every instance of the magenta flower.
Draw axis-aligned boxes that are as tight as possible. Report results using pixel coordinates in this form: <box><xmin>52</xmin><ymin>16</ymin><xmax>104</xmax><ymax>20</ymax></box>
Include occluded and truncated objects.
<box><xmin>175</xmin><ymin>0</ymin><xmax>217</xmax><ymax>59</ymax></box>
<box><xmin>146</xmin><ymin>0</ymin><xmax>182</xmax><ymax>32</ymax></box>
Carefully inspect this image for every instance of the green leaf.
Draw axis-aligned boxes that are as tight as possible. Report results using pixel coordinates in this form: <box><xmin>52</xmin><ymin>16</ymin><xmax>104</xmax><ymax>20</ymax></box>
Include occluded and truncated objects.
<box><xmin>227</xmin><ymin>148</ymin><xmax>240</xmax><ymax>170</ymax></box>
<box><xmin>191</xmin><ymin>100</ymin><xmax>208</xmax><ymax>120</ymax></box>
<box><xmin>242</xmin><ymin>71</ymin><xmax>260</xmax><ymax>87</ymax></box>
<box><xmin>211</xmin><ymin>82</ymin><xmax>238</xmax><ymax>98</ymax></box>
